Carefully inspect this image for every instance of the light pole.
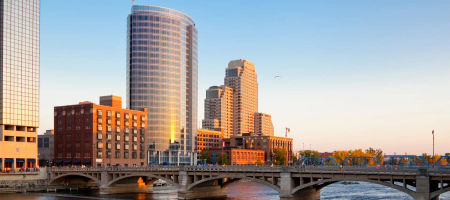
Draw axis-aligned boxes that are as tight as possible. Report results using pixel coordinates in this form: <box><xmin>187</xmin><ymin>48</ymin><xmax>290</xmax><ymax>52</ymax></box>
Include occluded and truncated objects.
<box><xmin>432</xmin><ymin>130</ymin><xmax>435</xmax><ymax>164</ymax></box>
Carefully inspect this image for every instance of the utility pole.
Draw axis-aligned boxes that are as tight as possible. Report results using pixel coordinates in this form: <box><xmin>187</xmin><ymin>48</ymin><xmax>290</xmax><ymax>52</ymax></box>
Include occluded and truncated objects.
<box><xmin>285</xmin><ymin>127</ymin><xmax>290</xmax><ymax>138</ymax></box>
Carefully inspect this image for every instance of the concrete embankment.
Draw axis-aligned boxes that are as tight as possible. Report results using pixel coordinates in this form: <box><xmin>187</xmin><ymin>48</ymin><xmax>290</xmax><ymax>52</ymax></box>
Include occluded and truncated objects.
<box><xmin>0</xmin><ymin>168</ymin><xmax>48</xmax><ymax>193</ymax></box>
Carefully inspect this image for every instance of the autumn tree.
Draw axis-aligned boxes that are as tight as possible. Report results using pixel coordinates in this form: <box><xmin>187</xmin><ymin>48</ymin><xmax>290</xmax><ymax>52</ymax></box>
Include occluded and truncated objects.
<box><xmin>365</xmin><ymin>147</ymin><xmax>384</xmax><ymax>164</ymax></box>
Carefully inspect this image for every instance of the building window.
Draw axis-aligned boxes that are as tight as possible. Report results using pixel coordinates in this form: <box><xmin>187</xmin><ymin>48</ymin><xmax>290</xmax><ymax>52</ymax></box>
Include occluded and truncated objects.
<box><xmin>116</xmin><ymin>143</ymin><xmax>121</xmax><ymax>150</ymax></box>
<box><xmin>124</xmin><ymin>152</ymin><xmax>129</xmax><ymax>159</ymax></box>
<box><xmin>97</xmin><ymin>142</ymin><xmax>103</xmax><ymax>149</ymax></box>
<box><xmin>115</xmin><ymin>152</ymin><xmax>121</xmax><ymax>158</ymax></box>
<box><xmin>97</xmin><ymin>133</ymin><xmax>103</xmax><ymax>140</ymax></box>
<box><xmin>107</xmin><ymin>111</ymin><xmax>112</xmax><ymax>117</ymax></box>
<box><xmin>132</xmin><ymin>152</ymin><xmax>137</xmax><ymax>159</ymax></box>
<box><xmin>98</xmin><ymin>118</ymin><xmax>102</xmax><ymax>124</ymax></box>
<box><xmin>116</xmin><ymin>127</ymin><xmax>121</xmax><ymax>133</ymax></box>
<box><xmin>116</xmin><ymin>135</ymin><xmax>121</xmax><ymax>141</ymax></box>
<box><xmin>124</xmin><ymin>144</ymin><xmax>129</xmax><ymax>150</ymax></box>
<box><xmin>97</xmin><ymin>110</ymin><xmax>102</xmax><ymax>116</ymax></box>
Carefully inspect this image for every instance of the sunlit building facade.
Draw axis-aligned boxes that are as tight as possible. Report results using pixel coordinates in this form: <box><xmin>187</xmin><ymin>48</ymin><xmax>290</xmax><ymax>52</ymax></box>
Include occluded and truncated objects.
<box><xmin>254</xmin><ymin>112</ymin><xmax>274</xmax><ymax>136</ymax></box>
<box><xmin>202</xmin><ymin>85</ymin><xmax>233</xmax><ymax>138</ymax></box>
<box><xmin>225</xmin><ymin>59</ymin><xmax>258</xmax><ymax>135</ymax></box>
<box><xmin>0</xmin><ymin>0</ymin><xmax>40</xmax><ymax>171</ymax></box>
<box><xmin>127</xmin><ymin>5</ymin><xmax>198</xmax><ymax>165</ymax></box>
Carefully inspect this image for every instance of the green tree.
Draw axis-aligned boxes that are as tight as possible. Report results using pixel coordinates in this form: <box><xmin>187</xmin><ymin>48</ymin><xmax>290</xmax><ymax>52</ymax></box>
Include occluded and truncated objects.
<box><xmin>292</xmin><ymin>153</ymin><xmax>298</xmax><ymax>164</ymax></box>
<box><xmin>219</xmin><ymin>153</ymin><xmax>230</xmax><ymax>165</ymax></box>
<box><xmin>300</xmin><ymin>150</ymin><xmax>320</xmax><ymax>158</ymax></box>
<box><xmin>273</xmin><ymin>148</ymin><xmax>287</xmax><ymax>165</ymax></box>
<box><xmin>200</xmin><ymin>152</ymin><xmax>211</xmax><ymax>164</ymax></box>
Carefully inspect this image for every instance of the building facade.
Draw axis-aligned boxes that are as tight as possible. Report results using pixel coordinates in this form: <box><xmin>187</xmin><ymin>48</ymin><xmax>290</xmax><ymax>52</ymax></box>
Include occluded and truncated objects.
<box><xmin>0</xmin><ymin>0</ymin><xmax>40</xmax><ymax>171</ymax></box>
<box><xmin>202</xmin><ymin>85</ymin><xmax>233</xmax><ymax>138</ymax></box>
<box><xmin>224</xmin><ymin>59</ymin><xmax>258</xmax><ymax>135</ymax></box>
<box><xmin>54</xmin><ymin>96</ymin><xmax>147</xmax><ymax>167</ymax></box>
<box><xmin>202</xmin><ymin>149</ymin><xmax>264</xmax><ymax>165</ymax></box>
<box><xmin>38</xmin><ymin>130</ymin><xmax>54</xmax><ymax>166</ymax></box>
<box><xmin>229</xmin><ymin>134</ymin><xmax>293</xmax><ymax>165</ymax></box>
<box><xmin>127</xmin><ymin>5</ymin><xmax>198</xmax><ymax>165</ymax></box>
<box><xmin>254</xmin><ymin>113</ymin><xmax>274</xmax><ymax>136</ymax></box>
<box><xmin>197</xmin><ymin>129</ymin><xmax>223</xmax><ymax>153</ymax></box>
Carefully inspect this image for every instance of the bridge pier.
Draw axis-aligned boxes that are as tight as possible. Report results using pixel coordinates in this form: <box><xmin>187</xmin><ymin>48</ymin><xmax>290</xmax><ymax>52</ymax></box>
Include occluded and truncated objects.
<box><xmin>414</xmin><ymin>169</ymin><xmax>439</xmax><ymax>200</ymax></box>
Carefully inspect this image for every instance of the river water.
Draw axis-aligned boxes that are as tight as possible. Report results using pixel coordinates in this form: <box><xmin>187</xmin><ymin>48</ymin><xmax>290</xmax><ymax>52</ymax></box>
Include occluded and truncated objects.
<box><xmin>0</xmin><ymin>181</ymin><xmax>449</xmax><ymax>200</ymax></box>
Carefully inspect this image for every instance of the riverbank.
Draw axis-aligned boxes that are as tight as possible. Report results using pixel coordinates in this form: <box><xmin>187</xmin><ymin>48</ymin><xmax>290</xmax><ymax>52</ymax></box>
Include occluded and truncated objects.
<box><xmin>0</xmin><ymin>168</ymin><xmax>48</xmax><ymax>193</ymax></box>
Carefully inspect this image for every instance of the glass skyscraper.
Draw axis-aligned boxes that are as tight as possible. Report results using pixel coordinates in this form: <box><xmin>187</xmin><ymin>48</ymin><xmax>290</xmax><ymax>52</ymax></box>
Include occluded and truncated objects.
<box><xmin>127</xmin><ymin>5</ymin><xmax>198</xmax><ymax>165</ymax></box>
<box><xmin>0</xmin><ymin>0</ymin><xmax>40</xmax><ymax>170</ymax></box>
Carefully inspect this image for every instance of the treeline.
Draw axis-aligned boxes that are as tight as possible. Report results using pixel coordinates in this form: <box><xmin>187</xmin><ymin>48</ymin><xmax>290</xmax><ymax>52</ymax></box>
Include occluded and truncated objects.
<box><xmin>297</xmin><ymin>148</ymin><xmax>448</xmax><ymax>166</ymax></box>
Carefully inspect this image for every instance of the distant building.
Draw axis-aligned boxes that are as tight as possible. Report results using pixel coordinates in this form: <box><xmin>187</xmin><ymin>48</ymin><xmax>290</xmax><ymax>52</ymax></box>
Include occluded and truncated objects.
<box><xmin>202</xmin><ymin>148</ymin><xmax>265</xmax><ymax>165</ymax></box>
<box><xmin>202</xmin><ymin>85</ymin><xmax>234</xmax><ymax>138</ymax></box>
<box><xmin>54</xmin><ymin>96</ymin><xmax>147</xmax><ymax>167</ymax></box>
<box><xmin>225</xmin><ymin>59</ymin><xmax>258</xmax><ymax>136</ymax></box>
<box><xmin>229</xmin><ymin>133</ymin><xmax>293</xmax><ymax>165</ymax></box>
<box><xmin>197</xmin><ymin>129</ymin><xmax>223</xmax><ymax>153</ymax></box>
<box><xmin>38</xmin><ymin>130</ymin><xmax>54</xmax><ymax>166</ymax></box>
<box><xmin>0</xmin><ymin>0</ymin><xmax>40</xmax><ymax>171</ymax></box>
<box><xmin>254</xmin><ymin>113</ymin><xmax>274</xmax><ymax>136</ymax></box>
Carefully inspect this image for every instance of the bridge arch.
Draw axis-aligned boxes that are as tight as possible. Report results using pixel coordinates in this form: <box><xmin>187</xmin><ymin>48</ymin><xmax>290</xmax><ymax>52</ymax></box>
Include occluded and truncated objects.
<box><xmin>187</xmin><ymin>175</ymin><xmax>281</xmax><ymax>193</ymax></box>
<box><xmin>104</xmin><ymin>173</ymin><xmax>177</xmax><ymax>188</ymax></box>
<box><xmin>291</xmin><ymin>178</ymin><xmax>416</xmax><ymax>199</ymax></box>
<box><xmin>49</xmin><ymin>173</ymin><xmax>100</xmax><ymax>186</ymax></box>
<box><xmin>431</xmin><ymin>186</ymin><xmax>450</xmax><ymax>200</ymax></box>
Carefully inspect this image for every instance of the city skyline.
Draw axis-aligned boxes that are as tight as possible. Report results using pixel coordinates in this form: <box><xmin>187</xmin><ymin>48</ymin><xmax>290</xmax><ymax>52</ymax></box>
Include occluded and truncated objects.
<box><xmin>38</xmin><ymin>1</ymin><xmax>450</xmax><ymax>155</ymax></box>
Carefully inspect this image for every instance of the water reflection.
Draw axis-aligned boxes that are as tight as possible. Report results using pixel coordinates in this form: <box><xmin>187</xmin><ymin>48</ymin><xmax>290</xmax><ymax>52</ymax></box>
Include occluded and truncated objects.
<box><xmin>0</xmin><ymin>181</ymin><xmax>449</xmax><ymax>200</ymax></box>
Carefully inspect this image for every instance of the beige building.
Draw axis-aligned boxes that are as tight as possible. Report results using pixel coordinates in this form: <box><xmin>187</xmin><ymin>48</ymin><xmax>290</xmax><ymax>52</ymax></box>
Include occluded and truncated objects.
<box><xmin>0</xmin><ymin>0</ymin><xmax>40</xmax><ymax>171</ymax></box>
<box><xmin>202</xmin><ymin>86</ymin><xmax>234</xmax><ymax>138</ymax></box>
<box><xmin>38</xmin><ymin>130</ymin><xmax>54</xmax><ymax>166</ymax></box>
<box><xmin>254</xmin><ymin>113</ymin><xmax>274</xmax><ymax>136</ymax></box>
<box><xmin>225</xmin><ymin>59</ymin><xmax>258</xmax><ymax>135</ymax></box>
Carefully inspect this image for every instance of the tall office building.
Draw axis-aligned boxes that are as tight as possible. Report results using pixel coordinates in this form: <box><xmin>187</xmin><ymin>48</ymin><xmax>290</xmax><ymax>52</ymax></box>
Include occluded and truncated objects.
<box><xmin>202</xmin><ymin>85</ymin><xmax>233</xmax><ymax>138</ymax></box>
<box><xmin>225</xmin><ymin>59</ymin><xmax>258</xmax><ymax>135</ymax></box>
<box><xmin>254</xmin><ymin>113</ymin><xmax>274</xmax><ymax>136</ymax></box>
<box><xmin>0</xmin><ymin>0</ymin><xmax>40</xmax><ymax>170</ymax></box>
<box><xmin>127</xmin><ymin>5</ymin><xmax>198</xmax><ymax>165</ymax></box>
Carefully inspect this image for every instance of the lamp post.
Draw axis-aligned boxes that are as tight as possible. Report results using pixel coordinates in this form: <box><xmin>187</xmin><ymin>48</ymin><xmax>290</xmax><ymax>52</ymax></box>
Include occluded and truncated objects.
<box><xmin>432</xmin><ymin>130</ymin><xmax>435</xmax><ymax>164</ymax></box>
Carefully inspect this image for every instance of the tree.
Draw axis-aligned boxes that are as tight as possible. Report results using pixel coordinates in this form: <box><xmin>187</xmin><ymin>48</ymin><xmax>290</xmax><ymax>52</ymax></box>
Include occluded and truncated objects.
<box><xmin>300</xmin><ymin>150</ymin><xmax>320</xmax><ymax>158</ymax></box>
<box><xmin>292</xmin><ymin>153</ymin><xmax>298</xmax><ymax>164</ymax></box>
<box><xmin>273</xmin><ymin>148</ymin><xmax>287</xmax><ymax>165</ymax></box>
<box><xmin>200</xmin><ymin>152</ymin><xmax>211</xmax><ymax>164</ymax></box>
<box><xmin>365</xmin><ymin>147</ymin><xmax>384</xmax><ymax>164</ymax></box>
<box><xmin>219</xmin><ymin>153</ymin><xmax>230</xmax><ymax>165</ymax></box>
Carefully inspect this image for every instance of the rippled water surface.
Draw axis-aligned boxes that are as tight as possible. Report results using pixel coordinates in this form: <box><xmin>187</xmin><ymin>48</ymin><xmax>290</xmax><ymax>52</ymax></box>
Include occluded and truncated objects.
<box><xmin>0</xmin><ymin>181</ymin><xmax>449</xmax><ymax>200</ymax></box>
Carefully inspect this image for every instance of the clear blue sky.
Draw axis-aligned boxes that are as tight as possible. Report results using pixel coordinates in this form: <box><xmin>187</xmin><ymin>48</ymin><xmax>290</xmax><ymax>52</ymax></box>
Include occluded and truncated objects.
<box><xmin>40</xmin><ymin>0</ymin><xmax>450</xmax><ymax>155</ymax></box>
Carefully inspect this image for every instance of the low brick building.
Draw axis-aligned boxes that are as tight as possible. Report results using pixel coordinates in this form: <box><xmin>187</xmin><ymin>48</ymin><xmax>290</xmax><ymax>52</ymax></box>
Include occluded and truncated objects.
<box><xmin>201</xmin><ymin>148</ymin><xmax>265</xmax><ymax>165</ymax></box>
<box><xmin>54</xmin><ymin>95</ymin><xmax>147</xmax><ymax>167</ymax></box>
<box><xmin>229</xmin><ymin>133</ymin><xmax>293</xmax><ymax>165</ymax></box>
<box><xmin>197</xmin><ymin>129</ymin><xmax>223</xmax><ymax>153</ymax></box>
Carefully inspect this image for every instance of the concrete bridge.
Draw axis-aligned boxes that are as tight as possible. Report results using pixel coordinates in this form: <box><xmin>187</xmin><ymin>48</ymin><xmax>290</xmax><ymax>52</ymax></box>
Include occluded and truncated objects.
<box><xmin>48</xmin><ymin>166</ymin><xmax>450</xmax><ymax>200</ymax></box>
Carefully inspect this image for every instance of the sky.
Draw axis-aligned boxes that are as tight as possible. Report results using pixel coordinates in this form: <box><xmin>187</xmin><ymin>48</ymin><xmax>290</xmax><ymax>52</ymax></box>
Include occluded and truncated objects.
<box><xmin>40</xmin><ymin>0</ymin><xmax>450</xmax><ymax>155</ymax></box>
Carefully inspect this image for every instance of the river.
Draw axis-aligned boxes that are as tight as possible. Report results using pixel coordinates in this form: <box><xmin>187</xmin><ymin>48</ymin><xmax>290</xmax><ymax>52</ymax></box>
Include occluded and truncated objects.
<box><xmin>0</xmin><ymin>181</ymin><xmax>449</xmax><ymax>200</ymax></box>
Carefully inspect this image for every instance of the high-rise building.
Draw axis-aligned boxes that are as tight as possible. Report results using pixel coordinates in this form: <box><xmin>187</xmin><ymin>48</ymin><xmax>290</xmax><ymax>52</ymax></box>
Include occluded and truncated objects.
<box><xmin>54</xmin><ymin>96</ymin><xmax>148</xmax><ymax>167</ymax></box>
<box><xmin>225</xmin><ymin>59</ymin><xmax>258</xmax><ymax>135</ymax></box>
<box><xmin>0</xmin><ymin>0</ymin><xmax>40</xmax><ymax>171</ymax></box>
<box><xmin>127</xmin><ymin>5</ymin><xmax>198</xmax><ymax>165</ymax></box>
<box><xmin>202</xmin><ymin>85</ymin><xmax>233</xmax><ymax>138</ymax></box>
<box><xmin>254</xmin><ymin>113</ymin><xmax>274</xmax><ymax>136</ymax></box>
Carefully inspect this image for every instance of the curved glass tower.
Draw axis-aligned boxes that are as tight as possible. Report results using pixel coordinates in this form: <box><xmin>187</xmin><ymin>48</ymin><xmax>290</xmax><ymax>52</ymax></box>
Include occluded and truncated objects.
<box><xmin>127</xmin><ymin>5</ymin><xmax>198</xmax><ymax>165</ymax></box>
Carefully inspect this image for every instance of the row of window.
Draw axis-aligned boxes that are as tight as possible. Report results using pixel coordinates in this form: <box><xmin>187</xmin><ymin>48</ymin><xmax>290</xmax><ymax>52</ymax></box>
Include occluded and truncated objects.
<box><xmin>3</xmin><ymin>136</ymin><xmax>35</xmax><ymax>142</ymax></box>
<box><xmin>97</xmin><ymin>151</ymin><xmax>145</xmax><ymax>159</ymax></box>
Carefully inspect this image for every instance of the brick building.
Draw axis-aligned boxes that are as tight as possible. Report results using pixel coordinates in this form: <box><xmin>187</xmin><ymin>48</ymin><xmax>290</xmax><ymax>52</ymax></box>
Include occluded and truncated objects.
<box><xmin>197</xmin><ymin>129</ymin><xmax>223</xmax><ymax>153</ymax></box>
<box><xmin>229</xmin><ymin>133</ymin><xmax>293</xmax><ymax>165</ymax></box>
<box><xmin>54</xmin><ymin>95</ymin><xmax>147</xmax><ymax>167</ymax></box>
<box><xmin>202</xmin><ymin>148</ymin><xmax>265</xmax><ymax>165</ymax></box>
